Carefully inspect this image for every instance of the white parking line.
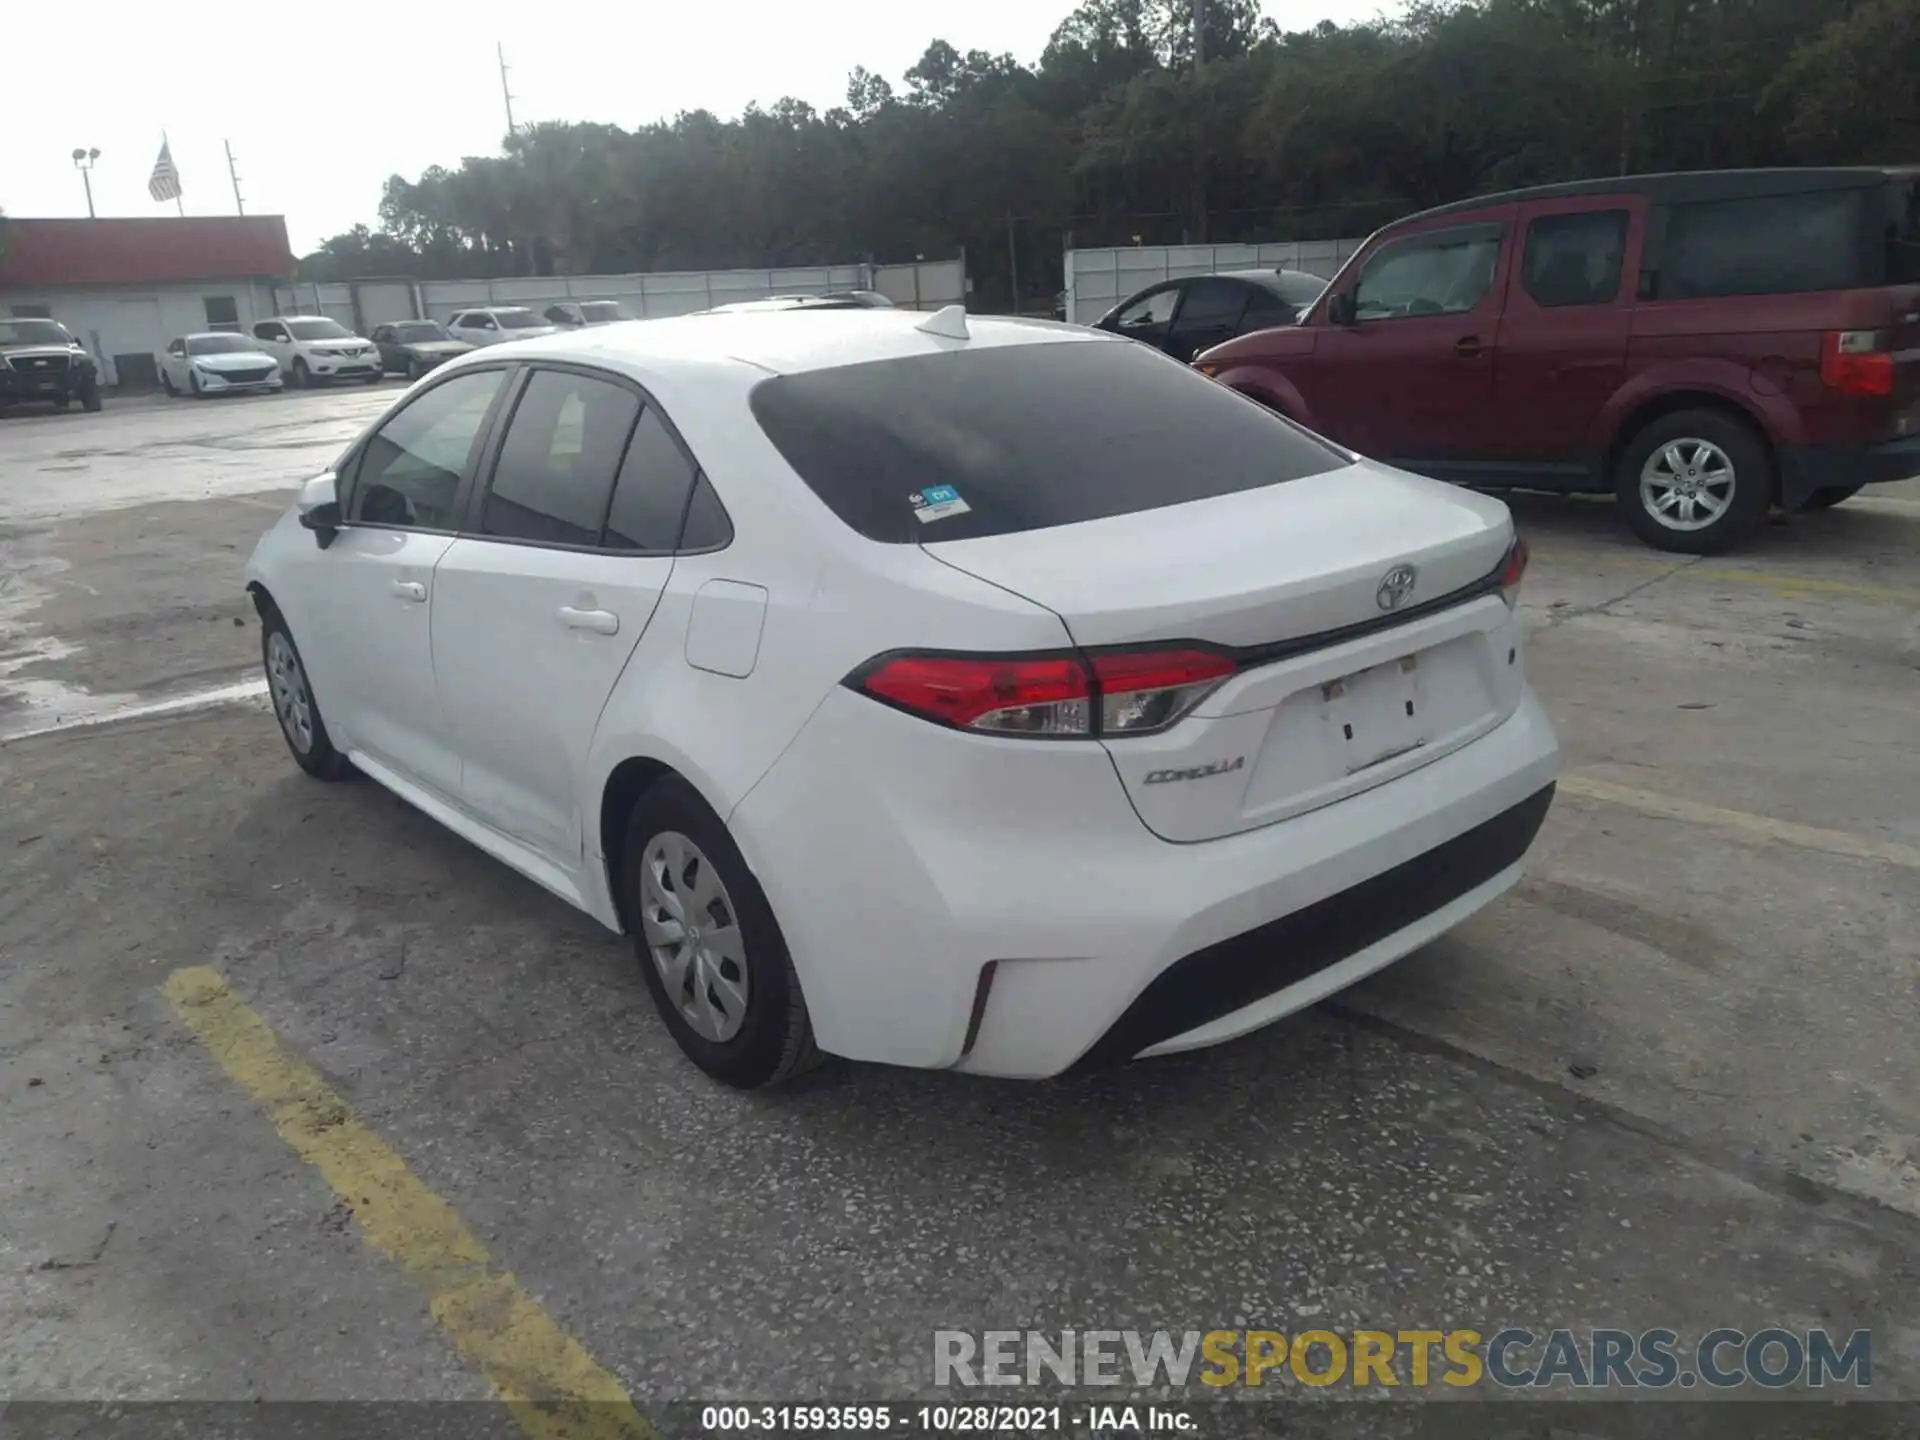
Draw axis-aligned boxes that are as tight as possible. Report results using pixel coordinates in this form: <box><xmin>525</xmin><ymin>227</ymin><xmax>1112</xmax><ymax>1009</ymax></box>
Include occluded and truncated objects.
<box><xmin>0</xmin><ymin>677</ymin><xmax>268</xmax><ymax>744</ymax></box>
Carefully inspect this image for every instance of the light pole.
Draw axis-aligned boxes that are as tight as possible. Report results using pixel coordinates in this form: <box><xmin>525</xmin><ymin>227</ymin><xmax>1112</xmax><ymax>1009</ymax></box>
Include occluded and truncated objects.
<box><xmin>71</xmin><ymin>147</ymin><xmax>100</xmax><ymax>219</ymax></box>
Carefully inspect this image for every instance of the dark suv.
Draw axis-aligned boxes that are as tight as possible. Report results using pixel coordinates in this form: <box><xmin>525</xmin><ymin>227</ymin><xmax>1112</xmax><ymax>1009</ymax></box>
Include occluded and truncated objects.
<box><xmin>1194</xmin><ymin>168</ymin><xmax>1920</xmax><ymax>552</ymax></box>
<box><xmin>0</xmin><ymin>318</ymin><xmax>103</xmax><ymax>414</ymax></box>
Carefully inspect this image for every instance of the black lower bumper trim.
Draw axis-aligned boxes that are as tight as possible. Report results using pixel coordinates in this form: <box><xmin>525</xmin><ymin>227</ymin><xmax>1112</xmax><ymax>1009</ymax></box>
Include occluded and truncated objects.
<box><xmin>1065</xmin><ymin>782</ymin><xmax>1556</xmax><ymax>1074</ymax></box>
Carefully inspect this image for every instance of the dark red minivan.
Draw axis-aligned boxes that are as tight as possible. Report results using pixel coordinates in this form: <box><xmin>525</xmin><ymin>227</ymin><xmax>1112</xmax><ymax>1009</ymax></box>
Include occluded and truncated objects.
<box><xmin>1193</xmin><ymin>168</ymin><xmax>1920</xmax><ymax>552</ymax></box>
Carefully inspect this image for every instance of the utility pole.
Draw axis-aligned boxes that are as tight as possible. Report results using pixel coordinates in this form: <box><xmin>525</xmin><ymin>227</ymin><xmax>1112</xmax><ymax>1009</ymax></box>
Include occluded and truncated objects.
<box><xmin>498</xmin><ymin>43</ymin><xmax>518</xmax><ymax>136</ymax></box>
<box><xmin>225</xmin><ymin>140</ymin><xmax>246</xmax><ymax>215</ymax></box>
<box><xmin>1006</xmin><ymin>213</ymin><xmax>1021</xmax><ymax>315</ymax></box>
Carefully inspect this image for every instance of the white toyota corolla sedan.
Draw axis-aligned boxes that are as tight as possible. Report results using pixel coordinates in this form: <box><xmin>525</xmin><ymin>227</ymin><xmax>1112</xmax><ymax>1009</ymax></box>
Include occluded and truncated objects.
<box><xmin>245</xmin><ymin>306</ymin><xmax>1560</xmax><ymax>1088</ymax></box>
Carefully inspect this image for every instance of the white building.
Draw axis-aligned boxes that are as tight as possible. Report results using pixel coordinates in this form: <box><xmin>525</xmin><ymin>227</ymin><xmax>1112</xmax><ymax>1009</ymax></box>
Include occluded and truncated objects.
<box><xmin>0</xmin><ymin>215</ymin><xmax>295</xmax><ymax>388</ymax></box>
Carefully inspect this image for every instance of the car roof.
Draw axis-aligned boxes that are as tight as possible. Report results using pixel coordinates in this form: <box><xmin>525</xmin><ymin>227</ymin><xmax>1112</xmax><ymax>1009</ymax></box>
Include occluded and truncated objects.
<box><xmin>270</xmin><ymin>314</ymin><xmax>330</xmax><ymax>322</ymax></box>
<box><xmin>1217</xmin><ymin>267</ymin><xmax>1327</xmax><ymax>292</ymax></box>
<box><xmin>505</xmin><ymin>307</ymin><xmax>1113</xmax><ymax>377</ymax></box>
<box><xmin>1399</xmin><ymin>166</ymin><xmax>1913</xmax><ymax>227</ymax></box>
<box><xmin>182</xmin><ymin>331</ymin><xmax>254</xmax><ymax>340</ymax></box>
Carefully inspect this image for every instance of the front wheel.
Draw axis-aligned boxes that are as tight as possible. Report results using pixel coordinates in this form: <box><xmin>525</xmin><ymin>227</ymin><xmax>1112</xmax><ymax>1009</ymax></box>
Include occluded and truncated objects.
<box><xmin>260</xmin><ymin>607</ymin><xmax>353</xmax><ymax>781</ymax></box>
<box><xmin>162</xmin><ymin>372</ymin><xmax>178</xmax><ymax>397</ymax></box>
<box><xmin>1614</xmin><ymin>409</ymin><xmax>1771</xmax><ymax>554</ymax></box>
<box><xmin>620</xmin><ymin>777</ymin><xmax>820</xmax><ymax>1088</ymax></box>
<box><xmin>290</xmin><ymin>359</ymin><xmax>311</xmax><ymax>389</ymax></box>
<box><xmin>81</xmin><ymin>382</ymin><xmax>103</xmax><ymax>413</ymax></box>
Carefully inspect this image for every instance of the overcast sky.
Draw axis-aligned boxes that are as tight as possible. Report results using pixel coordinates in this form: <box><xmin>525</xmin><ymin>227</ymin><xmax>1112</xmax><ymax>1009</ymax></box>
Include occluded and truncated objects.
<box><xmin>7</xmin><ymin>1</ymin><xmax>1390</xmax><ymax>253</ymax></box>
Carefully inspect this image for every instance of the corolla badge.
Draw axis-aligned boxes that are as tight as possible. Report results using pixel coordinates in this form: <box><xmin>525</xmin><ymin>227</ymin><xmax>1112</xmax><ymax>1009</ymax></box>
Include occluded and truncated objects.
<box><xmin>1376</xmin><ymin>563</ymin><xmax>1418</xmax><ymax>611</ymax></box>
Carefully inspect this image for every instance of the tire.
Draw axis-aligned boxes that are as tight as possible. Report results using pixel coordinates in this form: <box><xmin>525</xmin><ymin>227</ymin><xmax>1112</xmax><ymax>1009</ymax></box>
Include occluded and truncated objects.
<box><xmin>189</xmin><ymin>372</ymin><xmax>205</xmax><ymax>399</ymax></box>
<box><xmin>407</xmin><ymin>358</ymin><xmax>424</xmax><ymax>383</ymax></box>
<box><xmin>364</xmin><ymin>371</ymin><xmax>384</xmax><ymax>385</ymax></box>
<box><xmin>53</xmin><ymin>394</ymin><xmax>70</xmax><ymax>411</ymax></box>
<box><xmin>81</xmin><ymin>383</ymin><xmax>103</xmax><ymax>413</ymax></box>
<box><xmin>1805</xmin><ymin>482</ymin><xmax>1864</xmax><ymax>510</ymax></box>
<box><xmin>162</xmin><ymin>372</ymin><xmax>177</xmax><ymax>397</ymax></box>
<box><xmin>291</xmin><ymin>359</ymin><xmax>311</xmax><ymax>389</ymax></box>
<box><xmin>1614</xmin><ymin>408</ymin><xmax>1771</xmax><ymax>554</ymax></box>
<box><xmin>620</xmin><ymin>777</ymin><xmax>820</xmax><ymax>1088</ymax></box>
<box><xmin>259</xmin><ymin>604</ymin><xmax>353</xmax><ymax>781</ymax></box>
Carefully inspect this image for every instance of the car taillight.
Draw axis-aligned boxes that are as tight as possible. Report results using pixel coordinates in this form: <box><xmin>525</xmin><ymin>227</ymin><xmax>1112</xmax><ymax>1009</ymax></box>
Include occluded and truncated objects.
<box><xmin>849</xmin><ymin>646</ymin><xmax>1237</xmax><ymax>738</ymax></box>
<box><xmin>1496</xmin><ymin>535</ymin><xmax>1529</xmax><ymax>608</ymax></box>
<box><xmin>1820</xmin><ymin>330</ymin><xmax>1894</xmax><ymax>397</ymax></box>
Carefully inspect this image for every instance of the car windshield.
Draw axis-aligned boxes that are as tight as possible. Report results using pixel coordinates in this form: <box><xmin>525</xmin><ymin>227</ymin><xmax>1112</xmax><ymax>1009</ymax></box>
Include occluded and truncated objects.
<box><xmin>749</xmin><ymin>339</ymin><xmax>1349</xmax><ymax>544</ymax></box>
<box><xmin>187</xmin><ymin>335</ymin><xmax>259</xmax><ymax>355</ymax></box>
<box><xmin>394</xmin><ymin>322</ymin><xmax>453</xmax><ymax>342</ymax></box>
<box><xmin>495</xmin><ymin>309</ymin><xmax>547</xmax><ymax>329</ymax></box>
<box><xmin>578</xmin><ymin>303</ymin><xmax>626</xmax><ymax>322</ymax></box>
<box><xmin>287</xmin><ymin>319</ymin><xmax>353</xmax><ymax>340</ymax></box>
<box><xmin>0</xmin><ymin>319</ymin><xmax>71</xmax><ymax>346</ymax></box>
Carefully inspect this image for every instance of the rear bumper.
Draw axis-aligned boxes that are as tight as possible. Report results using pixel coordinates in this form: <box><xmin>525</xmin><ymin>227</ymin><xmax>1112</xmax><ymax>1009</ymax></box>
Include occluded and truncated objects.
<box><xmin>732</xmin><ymin>683</ymin><xmax>1560</xmax><ymax>1078</ymax></box>
<box><xmin>1778</xmin><ymin>435</ymin><xmax>1920</xmax><ymax>509</ymax></box>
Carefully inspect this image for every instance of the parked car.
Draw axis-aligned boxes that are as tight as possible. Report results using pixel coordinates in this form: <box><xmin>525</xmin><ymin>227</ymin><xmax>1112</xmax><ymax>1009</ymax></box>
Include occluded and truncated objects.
<box><xmin>371</xmin><ymin>321</ymin><xmax>474</xmax><ymax>381</ymax></box>
<box><xmin>1194</xmin><ymin>167</ymin><xmax>1920</xmax><ymax>553</ymax></box>
<box><xmin>447</xmin><ymin>307</ymin><xmax>562</xmax><ymax>346</ymax></box>
<box><xmin>244</xmin><ymin>307</ymin><xmax>1558</xmax><ymax>1089</ymax></box>
<box><xmin>0</xmin><ymin>317</ymin><xmax>102</xmax><ymax>413</ymax></box>
<box><xmin>1095</xmin><ymin>270</ymin><xmax>1330</xmax><ymax>361</ymax></box>
<box><xmin>544</xmin><ymin>300</ymin><xmax>633</xmax><ymax>328</ymax></box>
<box><xmin>250</xmin><ymin>316</ymin><xmax>383</xmax><ymax>388</ymax></box>
<box><xmin>161</xmin><ymin>333</ymin><xmax>282</xmax><ymax>397</ymax></box>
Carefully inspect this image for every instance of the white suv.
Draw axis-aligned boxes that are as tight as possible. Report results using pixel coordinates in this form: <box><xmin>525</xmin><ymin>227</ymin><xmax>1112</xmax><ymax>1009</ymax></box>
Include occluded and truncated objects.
<box><xmin>446</xmin><ymin>307</ymin><xmax>561</xmax><ymax>347</ymax></box>
<box><xmin>250</xmin><ymin>316</ymin><xmax>383</xmax><ymax>388</ymax></box>
<box><xmin>244</xmin><ymin>309</ymin><xmax>1559</xmax><ymax>1089</ymax></box>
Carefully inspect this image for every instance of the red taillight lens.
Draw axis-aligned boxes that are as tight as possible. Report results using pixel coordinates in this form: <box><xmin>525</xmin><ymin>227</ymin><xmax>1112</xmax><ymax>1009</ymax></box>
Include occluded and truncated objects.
<box><xmin>1090</xmin><ymin>648</ymin><xmax>1237</xmax><ymax>733</ymax></box>
<box><xmin>1496</xmin><ymin>535</ymin><xmax>1529</xmax><ymax>608</ymax></box>
<box><xmin>1820</xmin><ymin>330</ymin><xmax>1894</xmax><ymax>397</ymax></box>
<box><xmin>851</xmin><ymin>646</ymin><xmax>1237</xmax><ymax>738</ymax></box>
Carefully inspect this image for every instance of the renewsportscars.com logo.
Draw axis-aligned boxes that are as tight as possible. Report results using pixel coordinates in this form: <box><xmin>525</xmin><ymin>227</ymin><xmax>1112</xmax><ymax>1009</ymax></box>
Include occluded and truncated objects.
<box><xmin>934</xmin><ymin>1327</ymin><xmax>1872</xmax><ymax>1391</ymax></box>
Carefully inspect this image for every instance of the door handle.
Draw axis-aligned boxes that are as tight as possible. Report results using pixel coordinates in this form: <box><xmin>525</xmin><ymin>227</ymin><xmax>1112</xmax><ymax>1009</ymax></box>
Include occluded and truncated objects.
<box><xmin>559</xmin><ymin>605</ymin><xmax>620</xmax><ymax>635</ymax></box>
<box><xmin>1453</xmin><ymin>336</ymin><xmax>1488</xmax><ymax>358</ymax></box>
<box><xmin>390</xmin><ymin>580</ymin><xmax>427</xmax><ymax>602</ymax></box>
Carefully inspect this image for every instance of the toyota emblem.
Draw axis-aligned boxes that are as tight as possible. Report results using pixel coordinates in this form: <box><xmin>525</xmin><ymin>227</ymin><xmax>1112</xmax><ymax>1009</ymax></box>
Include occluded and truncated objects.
<box><xmin>1376</xmin><ymin>564</ymin><xmax>1418</xmax><ymax>611</ymax></box>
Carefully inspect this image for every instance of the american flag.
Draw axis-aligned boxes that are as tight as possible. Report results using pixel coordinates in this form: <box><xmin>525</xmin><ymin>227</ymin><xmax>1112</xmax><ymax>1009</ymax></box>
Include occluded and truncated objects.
<box><xmin>148</xmin><ymin>138</ymin><xmax>182</xmax><ymax>203</ymax></box>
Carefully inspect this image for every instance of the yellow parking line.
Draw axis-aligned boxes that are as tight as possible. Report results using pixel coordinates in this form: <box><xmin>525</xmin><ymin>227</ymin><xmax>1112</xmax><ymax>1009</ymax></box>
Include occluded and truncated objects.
<box><xmin>161</xmin><ymin>966</ymin><xmax>654</xmax><ymax>1440</ymax></box>
<box><xmin>1609</xmin><ymin>557</ymin><xmax>1920</xmax><ymax>606</ymax></box>
<box><xmin>1560</xmin><ymin>773</ymin><xmax>1920</xmax><ymax>871</ymax></box>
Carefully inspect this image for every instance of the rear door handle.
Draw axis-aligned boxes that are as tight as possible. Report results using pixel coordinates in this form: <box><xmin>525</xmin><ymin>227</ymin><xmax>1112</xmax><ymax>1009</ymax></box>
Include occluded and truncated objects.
<box><xmin>559</xmin><ymin>605</ymin><xmax>620</xmax><ymax>636</ymax></box>
<box><xmin>390</xmin><ymin>580</ymin><xmax>427</xmax><ymax>602</ymax></box>
<box><xmin>1454</xmin><ymin>336</ymin><xmax>1488</xmax><ymax>358</ymax></box>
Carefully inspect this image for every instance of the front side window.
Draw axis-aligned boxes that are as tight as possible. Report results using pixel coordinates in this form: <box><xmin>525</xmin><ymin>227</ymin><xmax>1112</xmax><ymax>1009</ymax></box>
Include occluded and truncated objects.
<box><xmin>1660</xmin><ymin>189</ymin><xmax>1867</xmax><ymax>298</ymax></box>
<box><xmin>494</xmin><ymin>309</ymin><xmax>546</xmax><ymax>330</ymax></box>
<box><xmin>469</xmin><ymin>314</ymin><xmax>498</xmax><ymax>330</ymax></box>
<box><xmin>603</xmin><ymin>408</ymin><xmax>700</xmax><ymax>551</ymax></box>
<box><xmin>1522</xmin><ymin>210</ymin><xmax>1629</xmax><ymax>307</ymax></box>
<box><xmin>1352</xmin><ymin>230</ymin><xmax>1502</xmax><ymax>321</ymax></box>
<box><xmin>253</xmin><ymin>322</ymin><xmax>289</xmax><ymax>341</ymax></box>
<box><xmin>1115</xmin><ymin>287</ymin><xmax>1178</xmax><ymax>331</ymax></box>
<box><xmin>348</xmin><ymin>370</ymin><xmax>505</xmax><ymax>530</ymax></box>
<box><xmin>579</xmin><ymin>302</ymin><xmax>626</xmax><ymax>322</ymax></box>
<box><xmin>750</xmin><ymin>339</ymin><xmax>1348</xmax><ymax>544</ymax></box>
<box><xmin>482</xmin><ymin>370</ymin><xmax>641</xmax><ymax>547</ymax></box>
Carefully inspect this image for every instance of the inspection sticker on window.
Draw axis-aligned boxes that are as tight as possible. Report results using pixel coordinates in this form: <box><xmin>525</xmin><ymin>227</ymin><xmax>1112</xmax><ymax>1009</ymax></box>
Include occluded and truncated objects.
<box><xmin>909</xmin><ymin>485</ymin><xmax>972</xmax><ymax>523</ymax></box>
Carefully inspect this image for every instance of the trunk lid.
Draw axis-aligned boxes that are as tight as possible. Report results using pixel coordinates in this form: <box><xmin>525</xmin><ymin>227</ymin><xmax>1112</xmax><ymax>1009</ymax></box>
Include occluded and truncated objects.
<box><xmin>925</xmin><ymin>463</ymin><xmax>1525</xmax><ymax>842</ymax></box>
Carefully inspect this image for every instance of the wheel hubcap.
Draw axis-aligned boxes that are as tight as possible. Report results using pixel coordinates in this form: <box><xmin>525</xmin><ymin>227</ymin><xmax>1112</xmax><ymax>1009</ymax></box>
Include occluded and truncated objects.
<box><xmin>638</xmin><ymin>831</ymin><xmax>749</xmax><ymax>1043</ymax></box>
<box><xmin>265</xmin><ymin>631</ymin><xmax>314</xmax><ymax>754</ymax></box>
<box><xmin>1639</xmin><ymin>438</ymin><xmax>1735</xmax><ymax>532</ymax></box>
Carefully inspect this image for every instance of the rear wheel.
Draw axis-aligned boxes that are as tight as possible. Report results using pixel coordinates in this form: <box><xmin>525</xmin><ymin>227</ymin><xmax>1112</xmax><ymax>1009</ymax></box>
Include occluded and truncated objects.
<box><xmin>620</xmin><ymin>777</ymin><xmax>819</xmax><ymax>1088</ymax></box>
<box><xmin>1805</xmin><ymin>482</ymin><xmax>1865</xmax><ymax>510</ymax></box>
<box><xmin>260</xmin><ymin>606</ymin><xmax>352</xmax><ymax>781</ymax></box>
<box><xmin>1614</xmin><ymin>408</ymin><xmax>1771</xmax><ymax>554</ymax></box>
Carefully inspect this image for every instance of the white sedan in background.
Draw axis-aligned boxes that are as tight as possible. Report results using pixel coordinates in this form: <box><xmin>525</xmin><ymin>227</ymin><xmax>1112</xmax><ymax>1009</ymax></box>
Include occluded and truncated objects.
<box><xmin>446</xmin><ymin>306</ymin><xmax>562</xmax><ymax>346</ymax></box>
<box><xmin>244</xmin><ymin>308</ymin><xmax>1559</xmax><ymax>1089</ymax></box>
<box><xmin>160</xmin><ymin>333</ymin><xmax>283</xmax><ymax>397</ymax></box>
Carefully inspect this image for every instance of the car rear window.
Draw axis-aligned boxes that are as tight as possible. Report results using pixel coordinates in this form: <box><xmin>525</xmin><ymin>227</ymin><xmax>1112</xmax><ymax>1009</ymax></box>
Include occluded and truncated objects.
<box><xmin>748</xmin><ymin>339</ymin><xmax>1349</xmax><ymax>544</ymax></box>
<box><xmin>1659</xmin><ymin>188</ymin><xmax>1871</xmax><ymax>298</ymax></box>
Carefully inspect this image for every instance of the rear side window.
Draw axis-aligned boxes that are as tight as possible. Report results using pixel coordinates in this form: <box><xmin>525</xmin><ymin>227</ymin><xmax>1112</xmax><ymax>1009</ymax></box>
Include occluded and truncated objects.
<box><xmin>1659</xmin><ymin>189</ymin><xmax>1868</xmax><ymax>298</ymax></box>
<box><xmin>749</xmin><ymin>340</ymin><xmax>1348</xmax><ymax>544</ymax></box>
<box><xmin>483</xmin><ymin>370</ymin><xmax>640</xmax><ymax>547</ymax></box>
<box><xmin>1522</xmin><ymin>210</ymin><xmax>1628</xmax><ymax>307</ymax></box>
<box><xmin>603</xmin><ymin>408</ymin><xmax>699</xmax><ymax>551</ymax></box>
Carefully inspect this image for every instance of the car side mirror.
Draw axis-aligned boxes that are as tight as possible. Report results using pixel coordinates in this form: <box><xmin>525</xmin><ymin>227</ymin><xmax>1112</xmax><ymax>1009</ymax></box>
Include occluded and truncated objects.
<box><xmin>1326</xmin><ymin>292</ymin><xmax>1358</xmax><ymax>326</ymax></box>
<box><xmin>296</xmin><ymin>473</ymin><xmax>342</xmax><ymax>549</ymax></box>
